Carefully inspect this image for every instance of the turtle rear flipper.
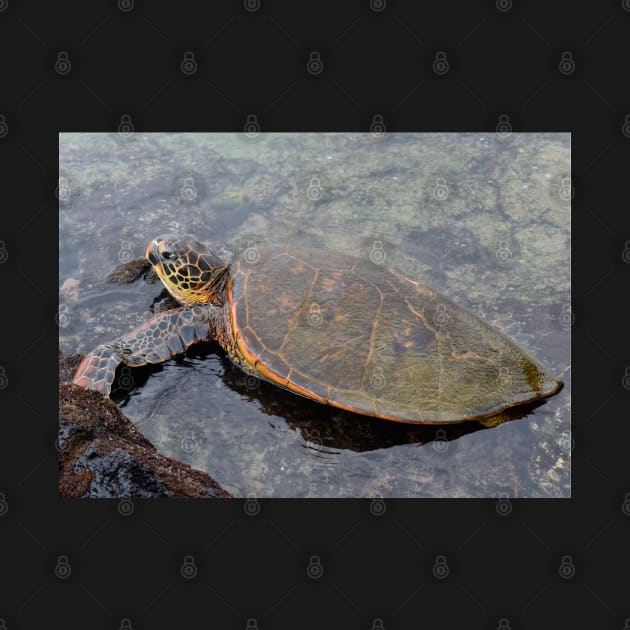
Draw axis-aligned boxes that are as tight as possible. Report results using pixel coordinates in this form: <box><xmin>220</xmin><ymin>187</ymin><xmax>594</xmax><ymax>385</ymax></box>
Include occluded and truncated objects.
<box><xmin>73</xmin><ymin>305</ymin><xmax>216</xmax><ymax>396</ymax></box>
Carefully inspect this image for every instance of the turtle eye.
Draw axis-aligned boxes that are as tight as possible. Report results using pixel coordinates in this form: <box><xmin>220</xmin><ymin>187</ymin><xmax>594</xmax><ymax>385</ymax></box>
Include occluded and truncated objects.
<box><xmin>161</xmin><ymin>248</ymin><xmax>174</xmax><ymax>261</ymax></box>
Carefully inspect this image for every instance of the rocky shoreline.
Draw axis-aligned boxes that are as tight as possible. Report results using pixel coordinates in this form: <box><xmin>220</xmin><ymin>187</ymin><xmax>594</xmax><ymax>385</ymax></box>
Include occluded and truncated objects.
<box><xmin>58</xmin><ymin>352</ymin><xmax>232</xmax><ymax>499</ymax></box>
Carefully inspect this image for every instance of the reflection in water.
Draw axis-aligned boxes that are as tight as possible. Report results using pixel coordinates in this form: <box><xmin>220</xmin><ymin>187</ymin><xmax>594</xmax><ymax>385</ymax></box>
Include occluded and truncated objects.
<box><xmin>114</xmin><ymin>342</ymin><xmax>548</xmax><ymax>454</ymax></box>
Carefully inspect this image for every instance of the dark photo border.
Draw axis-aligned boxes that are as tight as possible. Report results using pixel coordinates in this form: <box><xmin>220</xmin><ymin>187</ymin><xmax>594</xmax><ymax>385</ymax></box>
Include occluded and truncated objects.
<box><xmin>1</xmin><ymin>1</ymin><xmax>627</xmax><ymax>628</ymax></box>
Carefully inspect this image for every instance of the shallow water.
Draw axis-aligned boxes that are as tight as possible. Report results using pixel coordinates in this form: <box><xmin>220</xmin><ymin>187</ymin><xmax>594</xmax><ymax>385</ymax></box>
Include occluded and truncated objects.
<box><xmin>59</xmin><ymin>132</ymin><xmax>571</xmax><ymax>497</ymax></box>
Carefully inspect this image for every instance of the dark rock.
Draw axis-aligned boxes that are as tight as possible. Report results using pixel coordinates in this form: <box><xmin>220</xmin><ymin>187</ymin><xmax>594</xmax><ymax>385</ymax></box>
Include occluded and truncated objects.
<box><xmin>59</xmin><ymin>352</ymin><xmax>231</xmax><ymax>499</ymax></box>
<box><xmin>73</xmin><ymin>444</ymin><xmax>174</xmax><ymax>498</ymax></box>
<box><xmin>59</xmin><ymin>352</ymin><xmax>83</xmax><ymax>383</ymax></box>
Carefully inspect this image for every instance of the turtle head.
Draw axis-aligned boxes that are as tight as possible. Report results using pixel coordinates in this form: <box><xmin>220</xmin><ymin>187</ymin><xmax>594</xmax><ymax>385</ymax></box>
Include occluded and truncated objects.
<box><xmin>146</xmin><ymin>235</ymin><xmax>228</xmax><ymax>306</ymax></box>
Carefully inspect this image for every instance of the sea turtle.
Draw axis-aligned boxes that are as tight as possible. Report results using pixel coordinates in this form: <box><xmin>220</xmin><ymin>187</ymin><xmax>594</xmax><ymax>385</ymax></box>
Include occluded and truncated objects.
<box><xmin>73</xmin><ymin>235</ymin><xmax>563</xmax><ymax>424</ymax></box>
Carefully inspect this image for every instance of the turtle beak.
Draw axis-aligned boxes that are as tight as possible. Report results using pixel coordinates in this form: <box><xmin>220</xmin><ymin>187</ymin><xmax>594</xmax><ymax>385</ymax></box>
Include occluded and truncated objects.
<box><xmin>146</xmin><ymin>240</ymin><xmax>160</xmax><ymax>266</ymax></box>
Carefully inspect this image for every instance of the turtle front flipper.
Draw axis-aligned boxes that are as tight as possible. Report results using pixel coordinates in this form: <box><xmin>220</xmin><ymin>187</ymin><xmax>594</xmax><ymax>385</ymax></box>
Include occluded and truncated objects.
<box><xmin>73</xmin><ymin>305</ymin><xmax>218</xmax><ymax>396</ymax></box>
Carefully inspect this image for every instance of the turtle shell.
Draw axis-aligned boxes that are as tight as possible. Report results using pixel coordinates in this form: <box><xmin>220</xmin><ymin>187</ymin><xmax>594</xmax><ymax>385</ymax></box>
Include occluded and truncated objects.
<box><xmin>227</xmin><ymin>245</ymin><xmax>562</xmax><ymax>424</ymax></box>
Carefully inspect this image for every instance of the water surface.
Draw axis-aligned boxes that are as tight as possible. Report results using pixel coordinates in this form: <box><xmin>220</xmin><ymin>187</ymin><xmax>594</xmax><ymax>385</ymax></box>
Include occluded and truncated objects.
<box><xmin>59</xmin><ymin>132</ymin><xmax>571</xmax><ymax>497</ymax></box>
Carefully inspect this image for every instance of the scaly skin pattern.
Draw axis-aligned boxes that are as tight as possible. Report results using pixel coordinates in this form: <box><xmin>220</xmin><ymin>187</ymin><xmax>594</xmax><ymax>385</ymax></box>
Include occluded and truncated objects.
<box><xmin>74</xmin><ymin>236</ymin><xmax>238</xmax><ymax>396</ymax></box>
<box><xmin>73</xmin><ymin>304</ymin><xmax>233</xmax><ymax>396</ymax></box>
